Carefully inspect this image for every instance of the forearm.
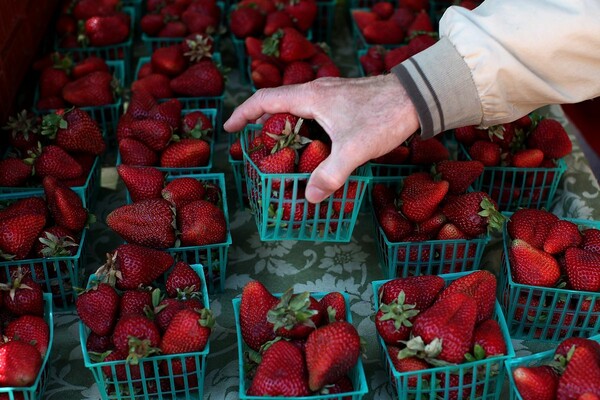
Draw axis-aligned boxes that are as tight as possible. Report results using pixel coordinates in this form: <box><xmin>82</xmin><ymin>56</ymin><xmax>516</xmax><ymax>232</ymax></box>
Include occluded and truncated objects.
<box><xmin>393</xmin><ymin>0</ymin><xmax>600</xmax><ymax>138</ymax></box>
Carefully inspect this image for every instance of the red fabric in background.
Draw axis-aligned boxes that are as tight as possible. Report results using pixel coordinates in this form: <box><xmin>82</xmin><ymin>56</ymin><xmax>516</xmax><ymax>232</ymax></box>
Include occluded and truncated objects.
<box><xmin>562</xmin><ymin>99</ymin><xmax>600</xmax><ymax>156</ymax></box>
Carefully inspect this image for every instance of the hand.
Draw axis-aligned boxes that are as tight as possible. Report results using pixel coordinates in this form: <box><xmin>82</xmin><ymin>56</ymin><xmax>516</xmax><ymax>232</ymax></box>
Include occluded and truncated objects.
<box><xmin>224</xmin><ymin>74</ymin><xmax>420</xmax><ymax>203</ymax></box>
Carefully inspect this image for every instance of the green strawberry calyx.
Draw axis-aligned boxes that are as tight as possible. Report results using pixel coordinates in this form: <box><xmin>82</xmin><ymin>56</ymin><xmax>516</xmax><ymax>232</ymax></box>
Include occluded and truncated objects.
<box><xmin>478</xmin><ymin>197</ymin><xmax>505</xmax><ymax>234</ymax></box>
<box><xmin>378</xmin><ymin>290</ymin><xmax>420</xmax><ymax>331</ymax></box>
<box><xmin>94</xmin><ymin>251</ymin><xmax>123</xmax><ymax>287</ymax></box>
<box><xmin>126</xmin><ymin>337</ymin><xmax>161</xmax><ymax>365</ymax></box>
<box><xmin>398</xmin><ymin>336</ymin><xmax>455</xmax><ymax>367</ymax></box>
<box><xmin>262</xmin><ymin>30</ymin><xmax>283</xmax><ymax>58</ymax></box>
<box><xmin>464</xmin><ymin>344</ymin><xmax>487</xmax><ymax>363</ymax></box>
<box><xmin>184</xmin><ymin>34</ymin><xmax>214</xmax><ymax>63</ymax></box>
<box><xmin>41</xmin><ymin>112</ymin><xmax>68</xmax><ymax>140</ymax></box>
<box><xmin>38</xmin><ymin>232</ymin><xmax>79</xmax><ymax>257</ymax></box>
<box><xmin>267</xmin><ymin>288</ymin><xmax>318</xmax><ymax>332</ymax></box>
<box><xmin>2</xmin><ymin>110</ymin><xmax>40</xmax><ymax>139</ymax></box>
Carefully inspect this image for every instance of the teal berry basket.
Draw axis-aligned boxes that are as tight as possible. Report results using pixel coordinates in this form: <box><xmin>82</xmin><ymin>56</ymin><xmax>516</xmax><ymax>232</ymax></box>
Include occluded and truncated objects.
<box><xmin>350</xmin><ymin>8</ymin><xmax>406</xmax><ymax>50</ymax></box>
<box><xmin>498</xmin><ymin>217</ymin><xmax>600</xmax><ymax>342</ymax></box>
<box><xmin>32</xmin><ymin>60</ymin><xmax>125</xmax><ymax>136</ymax></box>
<box><xmin>116</xmin><ymin>108</ymin><xmax>217</xmax><ymax>175</ymax></box>
<box><xmin>0</xmin><ymin>293</ymin><xmax>54</xmax><ymax>400</ymax></box>
<box><xmin>240</xmin><ymin>124</ymin><xmax>371</xmax><ymax>242</ymax></box>
<box><xmin>79</xmin><ymin>264</ymin><xmax>211</xmax><ymax>400</ymax></box>
<box><xmin>228</xmin><ymin>131</ymin><xmax>247</xmax><ymax>209</ymax></box>
<box><xmin>122</xmin><ymin>173</ymin><xmax>232</xmax><ymax>293</ymax></box>
<box><xmin>457</xmin><ymin>141</ymin><xmax>567</xmax><ymax>212</ymax></box>
<box><xmin>232</xmin><ymin>291</ymin><xmax>369</xmax><ymax>399</ymax></box>
<box><xmin>0</xmin><ymin>191</ymin><xmax>89</xmax><ymax>310</ymax></box>
<box><xmin>134</xmin><ymin>55</ymin><xmax>225</xmax><ymax>131</ymax></box>
<box><xmin>369</xmin><ymin>177</ymin><xmax>490</xmax><ymax>279</ymax></box>
<box><xmin>372</xmin><ymin>272</ymin><xmax>516</xmax><ymax>400</ymax></box>
<box><xmin>504</xmin><ymin>334</ymin><xmax>600</xmax><ymax>400</ymax></box>
<box><xmin>313</xmin><ymin>0</ymin><xmax>337</xmax><ymax>43</ymax></box>
<box><xmin>54</xmin><ymin>7</ymin><xmax>135</xmax><ymax>83</ymax></box>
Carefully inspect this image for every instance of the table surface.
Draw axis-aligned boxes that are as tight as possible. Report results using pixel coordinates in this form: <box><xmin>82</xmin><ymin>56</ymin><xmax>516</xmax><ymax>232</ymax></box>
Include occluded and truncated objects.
<box><xmin>38</xmin><ymin>9</ymin><xmax>600</xmax><ymax>400</ymax></box>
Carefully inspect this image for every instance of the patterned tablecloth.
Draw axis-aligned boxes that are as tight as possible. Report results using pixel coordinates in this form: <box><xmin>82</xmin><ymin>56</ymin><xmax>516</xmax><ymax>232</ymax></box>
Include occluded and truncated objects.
<box><xmin>41</xmin><ymin>7</ymin><xmax>600</xmax><ymax>400</ymax></box>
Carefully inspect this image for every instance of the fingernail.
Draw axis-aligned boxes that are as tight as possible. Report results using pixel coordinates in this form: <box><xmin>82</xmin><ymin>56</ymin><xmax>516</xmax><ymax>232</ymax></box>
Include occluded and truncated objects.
<box><xmin>306</xmin><ymin>186</ymin><xmax>327</xmax><ymax>204</ymax></box>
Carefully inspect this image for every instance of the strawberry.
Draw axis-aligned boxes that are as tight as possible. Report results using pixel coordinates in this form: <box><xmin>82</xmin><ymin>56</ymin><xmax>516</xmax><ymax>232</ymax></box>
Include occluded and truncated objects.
<box><xmin>131</xmin><ymin>74</ymin><xmax>174</xmax><ymax>99</ymax></box>
<box><xmin>407</xmin><ymin>10</ymin><xmax>434</xmax><ymax>35</ymax></box>
<box><xmin>1</xmin><ymin>276</ymin><xmax>44</xmax><ymax>316</ymax></box>
<box><xmin>454</xmin><ymin>125</ymin><xmax>480</xmax><ymax>146</ymax></box>
<box><xmin>112</xmin><ymin>315</ymin><xmax>161</xmax><ymax>360</ymax></box>
<box><xmin>247</xmin><ymin>340</ymin><xmax>311</xmax><ymax>396</ymax></box>
<box><xmin>319</xmin><ymin>292</ymin><xmax>346</xmax><ymax>322</ymax></box>
<box><xmin>267</xmin><ymin>289</ymin><xmax>323</xmax><ymax>339</ymax></box>
<box><xmin>512</xmin><ymin>148</ymin><xmax>544</xmax><ymax>168</ymax></box>
<box><xmin>160</xmin><ymin>138</ymin><xmax>211</xmax><ymax>168</ymax></box>
<box><xmin>333</xmin><ymin>181</ymin><xmax>359</xmax><ymax>214</ymax></box>
<box><xmin>320</xmin><ymin>375</ymin><xmax>354</xmax><ymax>396</ymax></box>
<box><xmin>416</xmin><ymin>212</ymin><xmax>446</xmax><ymax>236</ymax></box>
<box><xmin>442</xmin><ymin>191</ymin><xmax>504</xmax><ymax>237</ymax></box>
<box><xmin>34</xmin><ymin>225</ymin><xmax>79</xmax><ymax>258</ymax></box>
<box><xmin>372</xmin><ymin>1</ymin><xmax>394</xmax><ymax>19</ymax></box>
<box><xmin>0</xmin><ymin>214</ymin><xmax>46</xmax><ymax>260</ymax></box>
<box><xmin>62</xmin><ymin>71</ymin><xmax>114</xmax><ymax>107</ymax></box>
<box><xmin>435</xmin><ymin>160</ymin><xmax>484</xmax><ymax>194</ymax></box>
<box><xmin>127</xmin><ymin>90</ymin><xmax>157</xmax><ymax>119</ymax></box>
<box><xmin>509</xmin><ymin>239</ymin><xmax>561</xmax><ymax>287</ymax></box>
<box><xmin>542</xmin><ymin>220</ymin><xmax>582</xmax><ymax>254</ymax></box>
<box><xmin>100</xmin><ymin>350</ymin><xmax>153</xmax><ymax>383</ymax></box>
<box><xmin>5</xmin><ymin>315</ymin><xmax>50</xmax><ymax>357</ymax></box>
<box><xmin>564</xmin><ymin>247</ymin><xmax>600</xmax><ymax>292</ymax></box>
<box><xmin>507</xmin><ymin>208</ymin><xmax>559</xmax><ymax>249</ymax></box>
<box><xmin>166</xmin><ymin>261</ymin><xmax>202</xmax><ymax>297</ymax></box>
<box><xmin>85</xmin><ymin>332</ymin><xmax>113</xmax><ymax>353</ymax></box>
<box><xmin>170</xmin><ymin>60</ymin><xmax>224</xmax><ymax>97</ymax></box>
<box><xmin>360</xmin><ymin>49</ymin><xmax>385</xmax><ymax>76</ymax></box>
<box><xmin>72</xmin><ymin>56</ymin><xmax>109</xmax><ymax>79</ymax></box>
<box><xmin>181</xmin><ymin>34</ymin><xmax>214</xmax><ymax>63</ymax></box>
<box><xmin>152</xmin><ymin>298</ymin><xmax>185</xmax><ymax>333</ymax></box>
<box><xmin>555</xmin><ymin>338</ymin><xmax>600</xmax><ymax>360</ymax></box>
<box><xmin>470</xmin><ymin>319</ymin><xmax>506</xmax><ymax>358</ymax></box>
<box><xmin>391</xmin><ymin>6</ymin><xmax>416</xmax><ymax>30</ymax></box>
<box><xmin>384</xmin><ymin>46</ymin><xmax>411</xmax><ymax>71</ymax></box>
<box><xmin>513</xmin><ymin>365</ymin><xmax>559</xmax><ymax>400</ymax></box>
<box><xmin>377</xmin><ymin>206</ymin><xmax>413</xmax><ymax>242</ymax></box>
<box><xmin>158</xmin><ymin>356</ymin><xmax>200</xmax><ymax>389</ymax></box>
<box><xmin>582</xmin><ymin>228</ymin><xmax>600</xmax><ymax>254</ymax></box>
<box><xmin>379</xmin><ymin>276</ymin><xmax>446</xmax><ymax>311</ymax></box>
<box><xmin>39</xmin><ymin>66</ymin><xmax>70</xmax><ymax>99</ymax></box>
<box><xmin>128</xmin><ymin>119</ymin><xmax>173</xmax><ymax>152</ymax></box>
<box><xmin>469</xmin><ymin>140</ymin><xmax>501</xmax><ymax>166</ymax></box>
<box><xmin>161</xmin><ymin>177</ymin><xmax>205</xmax><ymax>209</ymax></box>
<box><xmin>2</xmin><ymin>110</ymin><xmax>40</xmax><ymax>152</ymax></box>
<box><xmin>371</xmin><ymin>183</ymin><xmax>396</xmax><ymax>210</ymax></box>
<box><xmin>160</xmin><ymin>308</ymin><xmax>214</xmax><ymax>354</ymax></box>
<box><xmin>376</xmin><ymin>289</ymin><xmax>421</xmax><ymax>345</ymax></box>
<box><xmin>387</xmin><ymin>346</ymin><xmax>431</xmax><ymax>388</ymax></box>
<box><xmin>159</xmin><ymin>20</ymin><xmax>188</xmax><ymax>37</ymax></box>
<box><xmin>400</xmin><ymin>173</ymin><xmax>449</xmax><ymax>223</ymax></box>
<box><xmin>263</xmin><ymin>28</ymin><xmax>317</xmax><ymax>63</ymax></box>
<box><xmin>252</xmin><ymin>62</ymin><xmax>283</xmax><ymax>88</ymax></box>
<box><xmin>230</xmin><ymin>6</ymin><xmax>265</xmax><ymax>38</ymax></box>
<box><xmin>83</xmin><ymin>14</ymin><xmax>130</xmax><ymax>47</ymax></box>
<box><xmin>282</xmin><ymin>61</ymin><xmax>315</xmax><ymax>85</ymax></box>
<box><xmin>240</xmin><ymin>281</ymin><xmax>278</xmax><ymax>350</ymax></box>
<box><xmin>153</xmin><ymin>98</ymin><xmax>183</xmax><ymax>130</ymax></box>
<box><xmin>277</xmin><ymin>186</ymin><xmax>316</xmax><ymax>225</ymax></box>
<box><xmin>106</xmin><ymin>199</ymin><xmax>177</xmax><ymax>249</ymax></box>
<box><xmin>119</xmin><ymin>138</ymin><xmax>159</xmax><ymax>166</ymax></box>
<box><xmin>363</xmin><ymin>20</ymin><xmax>405</xmax><ymax>45</ymax></box>
<box><xmin>0</xmin><ymin>158</ymin><xmax>33</xmax><ymax>187</ymax></box>
<box><xmin>408</xmin><ymin>136</ymin><xmax>450</xmax><ymax>165</ymax></box>
<box><xmin>400</xmin><ymin>0</ymin><xmax>428</xmax><ymax>11</ymax></box>
<box><xmin>396</xmin><ymin>233</ymin><xmax>432</xmax><ymax>262</ymax></box>
<box><xmin>316</xmin><ymin>62</ymin><xmax>341</xmax><ymax>78</ymax></box>
<box><xmin>32</xmin><ymin>145</ymin><xmax>84</xmax><ymax>180</ymax></box>
<box><xmin>229</xmin><ymin>138</ymin><xmax>243</xmax><ymax>160</ymax></box>
<box><xmin>352</xmin><ymin>10</ymin><xmax>378</xmax><ymax>31</ymax></box>
<box><xmin>527</xmin><ymin>118</ymin><xmax>572</xmax><ymax>159</ymax></box>
<box><xmin>76</xmin><ymin>282</ymin><xmax>120</xmax><ymax>336</ymax></box>
<box><xmin>0</xmin><ymin>197</ymin><xmax>47</xmax><ymax>221</ymax></box>
<box><xmin>257</xmin><ymin>147</ymin><xmax>296</xmax><ymax>177</ymax></box>
<box><xmin>41</xmin><ymin>108</ymin><xmax>106</xmax><ymax>155</ymax></box>
<box><xmin>437</xmin><ymin>270</ymin><xmax>496</xmax><ymax>324</ymax></box>
<box><xmin>151</xmin><ymin>45</ymin><xmax>188</xmax><ymax>77</ymax></box>
<box><xmin>261</xmin><ymin>113</ymin><xmax>305</xmax><ymax>151</ymax></box>
<box><xmin>556</xmin><ymin>345</ymin><xmax>600</xmax><ymax>399</ymax></box>
<box><xmin>177</xmin><ymin>200</ymin><xmax>227</xmax><ymax>246</ymax></box>
<box><xmin>0</xmin><ymin>341</ymin><xmax>43</xmax><ymax>387</ymax></box>
<box><xmin>410</xmin><ymin>292</ymin><xmax>477</xmax><ymax>363</ymax></box>
<box><xmin>43</xmin><ymin>176</ymin><xmax>89</xmax><ymax>232</ymax></box>
<box><xmin>117</xmin><ymin>165</ymin><xmax>165</xmax><ymax>202</ymax></box>
<box><xmin>264</xmin><ymin>11</ymin><xmax>294</xmax><ymax>36</ymax></box>
<box><xmin>119</xmin><ymin>289</ymin><xmax>153</xmax><ymax>317</ymax></box>
<box><xmin>305</xmin><ymin>321</ymin><xmax>361</xmax><ymax>391</ymax></box>
<box><xmin>182</xmin><ymin>110</ymin><xmax>213</xmax><ymax>139</ymax></box>
<box><xmin>284</xmin><ymin>0</ymin><xmax>317</xmax><ymax>32</ymax></box>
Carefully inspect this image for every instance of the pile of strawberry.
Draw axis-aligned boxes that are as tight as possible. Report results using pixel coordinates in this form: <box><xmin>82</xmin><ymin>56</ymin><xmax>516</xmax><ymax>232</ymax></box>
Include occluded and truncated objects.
<box><xmin>359</xmin><ymin>36</ymin><xmax>436</xmax><ymax>76</ymax></box>
<box><xmin>0</xmin><ymin>275</ymin><xmax>51</xmax><ymax>389</ymax></box>
<box><xmin>141</xmin><ymin>0</ymin><xmax>221</xmax><ymax>38</ymax></box>
<box><xmin>230</xmin><ymin>0</ymin><xmax>316</xmax><ymax>40</ymax></box>
<box><xmin>512</xmin><ymin>337</ymin><xmax>600</xmax><ymax>399</ymax></box>
<box><xmin>107</xmin><ymin>166</ymin><xmax>227</xmax><ymax>250</ymax></box>
<box><xmin>55</xmin><ymin>0</ymin><xmax>131</xmax><ymax>48</ymax></box>
<box><xmin>133</xmin><ymin>38</ymin><xmax>224</xmax><ymax>99</ymax></box>
<box><xmin>77</xmin><ymin>249</ymin><xmax>213</xmax><ymax>394</ymax></box>
<box><xmin>246</xmin><ymin>27</ymin><xmax>341</xmax><ymax>89</ymax></box>
<box><xmin>352</xmin><ymin>0</ymin><xmax>435</xmax><ymax>46</ymax></box>
<box><xmin>370</xmin><ymin>133</ymin><xmax>449</xmax><ymax>166</ymax></box>
<box><xmin>0</xmin><ymin>177</ymin><xmax>91</xmax><ymax>262</ymax></box>
<box><xmin>239</xmin><ymin>281</ymin><xmax>361</xmax><ymax>396</ymax></box>
<box><xmin>376</xmin><ymin>271</ymin><xmax>508</xmax><ymax>397</ymax></box>
<box><xmin>117</xmin><ymin>90</ymin><xmax>213</xmax><ymax>169</ymax></box>
<box><xmin>33</xmin><ymin>53</ymin><xmax>119</xmax><ymax>110</ymax></box>
<box><xmin>372</xmin><ymin>166</ymin><xmax>504</xmax><ymax>271</ymax></box>
<box><xmin>0</xmin><ymin>108</ymin><xmax>105</xmax><ymax>188</ymax></box>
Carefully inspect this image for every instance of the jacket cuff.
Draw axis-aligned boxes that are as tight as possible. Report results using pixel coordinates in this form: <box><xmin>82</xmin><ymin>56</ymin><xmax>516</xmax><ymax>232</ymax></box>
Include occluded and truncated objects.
<box><xmin>391</xmin><ymin>37</ymin><xmax>483</xmax><ymax>139</ymax></box>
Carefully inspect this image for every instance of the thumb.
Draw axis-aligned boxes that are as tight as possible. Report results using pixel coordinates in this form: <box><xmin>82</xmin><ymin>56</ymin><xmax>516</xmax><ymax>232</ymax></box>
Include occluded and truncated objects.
<box><xmin>305</xmin><ymin>151</ymin><xmax>358</xmax><ymax>204</ymax></box>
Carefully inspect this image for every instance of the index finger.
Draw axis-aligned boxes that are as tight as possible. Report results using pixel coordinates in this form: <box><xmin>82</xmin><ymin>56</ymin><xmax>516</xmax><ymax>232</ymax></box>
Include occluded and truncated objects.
<box><xmin>223</xmin><ymin>83</ymin><xmax>317</xmax><ymax>132</ymax></box>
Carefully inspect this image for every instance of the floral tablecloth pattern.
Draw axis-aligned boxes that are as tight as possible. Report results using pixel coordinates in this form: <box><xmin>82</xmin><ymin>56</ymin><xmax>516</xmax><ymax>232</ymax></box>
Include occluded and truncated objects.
<box><xmin>41</xmin><ymin>7</ymin><xmax>600</xmax><ymax>400</ymax></box>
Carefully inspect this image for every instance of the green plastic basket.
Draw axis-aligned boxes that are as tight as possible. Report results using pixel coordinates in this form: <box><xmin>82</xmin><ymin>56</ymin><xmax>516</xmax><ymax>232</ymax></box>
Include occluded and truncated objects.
<box><xmin>351</xmin><ymin>8</ymin><xmax>406</xmax><ymax>50</ymax></box>
<box><xmin>122</xmin><ymin>0</ymin><xmax>142</xmax><ymax>34</ymax></box>
<box><xmin>0</xmin><ymin>293</ymin><xmax>54</xmax><ymax>400</ymax></box>
<box><xmin>116</xmin><ymin>108</ymin><xmax>217</xmax><ymax>175</ymax></box>
<box><xmin>79</xmin><ymin>264</ymin><xmax>210</xmax><ymax>400</ymax></box>
<box><xmin>504</xmin><ymin>334</ymin><xmax>600</xmax><ymax>400</ymax></box>
<box><xmin>373</xmin><ymin>272</ymin><xmax>515</xmax><ymax>400</ymax></box>
<box><xmin>370</xmin><ymin>177</ymin><xmax>490</xmax><ymax>279</ymax></box>
<box><xmin>121</xmin><ymin>173</ymin><xmax>231</xmax><ymax>294</ymax></box>
<box><xmin>232</xmin><ymin>291</ymin><xmax>369</xmax><ymax>399</ymax></box>
<box><xmin>134</xmin><ymin>55</ymin><xmax>225</xmax><ymax>130</ymax></box>
<box><xmin>457</xmin><ymin>141</ymin><xmax>567</xmax><ymax>211</ymax></box>
<box><xmin>0</xmin><ymin>191</ymin><xmax>89</xmax><ymax>310</ymax></box>
<box><xmin>228</xmin><ymin>131</ymin><xmax>247</xmax><ymax>209</ymax></box>
<box><xmin>54</xmin><ymin>7</ymin><xmax>135</xmax><ymax>83</ymax></box>
<box><xmin>313</xmin><ymin>0</ymin><xmax>337</xmax><ymax>43</ymax></box>
<box><xmin>499</xmin><ymin>217</ymin><xmax>600</xmax><ymax>342</ymax></box>
<box><xmin>32</xmin><ymin>60</ymin><xmax>125</xmax><ymax>136</ymax></box>
<box><xmin>240</xmin><ymin>124</ymin><xmax>371</xmax><ymax>242</ymax></box>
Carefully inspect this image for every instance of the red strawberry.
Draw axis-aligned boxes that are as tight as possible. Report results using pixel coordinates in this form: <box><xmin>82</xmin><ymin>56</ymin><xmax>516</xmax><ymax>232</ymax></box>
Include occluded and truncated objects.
<box><xmin>437</xmin><ymin>270</ymin><xmax>496</xmax><ymax>324</ymax></box>
<box><xmin>277</xmin><ymin>186</ymin><xmax>316</xmax><ymax>225</ymax></box>
<box><xmin>0</xmin><ymin>158</ymin><xmax>33</xmax><ymax>187</ymax></box>
<box><xmin>257</xmin><ymin>147</ymin><xmax>296</xmax><ymax>178</ymax></box>
<box><xmin>319</xmin><ymin>292</ymin><xmax>346</xmax><ymax>322</ymax></box>
<box><xmin>34</xmin><ymin>225</ymin><xmax>79</xmax><ymax>258</ymax></box>
<box><xmin>263</xmin><ymin>28</ymin><xmax>317</xmax><ymax>63</ymax></box>
<box><xmin>239</xmin><ymin>281</ymin><xmax>278</xmax><ymax>350</ymax></box>
<box><xmin>230</xmin><ymin>6</ymin><xmax>265</xmax><ymax>38</ymax></box>
<box><xmin>112</xmin><ymin>315</ymin><xmax>161</xmax><ymax>360</ymax></box>
<box><xmin>509</xmin><ymin>239</ymin><xmax>561</xmax><ymax>287</ymax></box>
<box><xmin>513</xmin><ymin>365</ymin><xmax>559</xmax><ymax>400</ymax></box>
<box><xmin>282</xmin><ymin>61</ymin><xmax>315</xmax><ymax>85</ymax></box>
<box><xmin>160</xmin><ymin>138</ymin><xmax>211</xmax><ymax>168</ymax></box>
<box><xmin>469</xmin><ymin>140</ymin><xmax>501</xmax><ymax>166</ymax></box>
<box><xmin>396</xmin><ymin>233</ymin><xmax>433</xmax><ymax>262</ymax></box>
<box><xmin>152</xmin><ymin>298</ymin><xmax>185</xmax><ymax>333</ymax></box>
<box><xmin>372</xmin><ymin>1</ymin><xmax>394</xmax><ymax>18</ymax></box>
<box><xmin>391</xmin><ymin>6</ymin><xmax>415</xmax><ymax>30</ymax></box>
<box><xmin>182</xmin><ymin>110</ymin><xmax>213</xmax><ymax>139</ymax></box>
<box><xmin>411</xmin><ymin>292</ymin><xmax>477</xmax><ymax>363</ymax></box>
<box><xmin>371</xmin><ymin>183</ymin><xmax>396</xmax><ymax>211</ymax></box>
<box><xmin>86</xmin><ymin>332</ymin><xmax>113</xmax><ymax>353</ymax></box>
<box><xmin>39</xmin><ymin>66</ymin><xmax>70</xmax><ymax>99</ymax></box>
<box><xmin>264</xmin><ymin>10</ymin><xmax>294</xmax><ymax>36</ymax></box>
<box><xmin>556</xmin><ymin>345</ymin><xmax>600</xmax><ymax>399</ymax></box>
<box><xmin>527</xmin><ymin>118</ymin><xmax>572</xmax><ymax>159</ymax></box>
<box><xmin>384</xmin><ymin>46</ymin><xmax>411</xmax><ymax>71</ymax></box>
<box><xmin>442</xmin><ymin>191</ymin><xmax>504</xmax><ymax>237</ymax></box>
<box><xmin>151</xmin><ymin>45</ymin><xmax>188</xmax><ymax>77</ymax></box>
<box><xmin>160</xmin><ymin>308</ymin><xmax>213</xmax><ymax>354</ymax></box>
<box><xmin>159</xmin><ymin>21</ymin><xmax>188</xmax><ymax>37</ymax></box>
<box><xmin>376</xmin><ymin>289</ymin><xmax>421</xmax><ymax>345</ymax></box>
<box><xmin>267</xmin><ymin>290</ymin><xmax>324</xmax><ymax>339</ymax></box>
<box><xmin>400</xmin><ymin>173</ymin><xmax>449</xmax><ymax>223</ymax></box>
<box><xmin>555</xmin><ymin>338</ymin><xmax>600</xmax><ymax>360</ymax></box>
<box><xmin>117</xmin><ymin>165</ymin><xmax>165</xmax><ymax>202</ymax></box>
<box><xmin>6</xmin><ymin>315</ymin><xmax>50</xmax><ymax>357</ymax></box>
<box><xmin>100</xmin><ymin>350</ymin><xmax>153</xmax><ymax>383</ymax></box>
<box><xmin>470</xmin><ymin>319</ymin><xmax>506</xmax><ymax>358</ymax></box>
<box><xmin>119</xmin><ymin>138</ymin><xmax>159</xmax><ymax>166</ymax></box>
<box><xmin>33</xmin><ymin>145</ymin><xmax>84</xmax><ymax>180</ymax></box>
<box><xmin>177</xmin><ymin>200</ymin><xmax>227</xmax><ymax>246</ymax></box>
<box><xmin>62</xmin><ymin>71</ymin><xmax>114</xmax><ymax>107</ymax></box>
<box><xmin>0</xmin><ymin>341</ymin><xmax>43</xmax><ymax>387</ymax></box>
<box><xmin>407</xmin><ymin>9</ymin><xmax>433</xmax><ymax>35</ymax></box>
<box><xmin>127</xmin><ymin>90</ymin><xmax>157</xmax><ymax>119</ymax></box>
<box><xmin>141</xmin><ymin>13</ymin><xmax>165</xmax><ymax>36</ymax></box>
<box><xmin>387</xmin><ymin>346</ymin><xmax>431</xmax><ymax>388</ymax></box>
<box><xmin>284</xmin><ymin>0</ymin><xmax>317</xmax><ymax>32</ymax></box>
<box><xmin>408</xmin><ymin>136</ymin><xmax>450</xmax><ymax>165</ymax></box>
<box><xmin>247</xmin><ymin>340</ymin><xmax>311</xmax><ymax>396</ymax></box>
<box><xmin>582</xmin><ymin>228</ymin><xmax>600</xmax><ymax>254</ymax></box>
<box><xmin>76</xmin><ymin>282</ymin><xmax>120</xmax><ymax>336</ymax></box>
<box><xmin>320</xmin><ymin>375</ymin><xmax>354</xmax><ymax>396</ymax></box>
<box><xmin>543</xmin><ymin>220</ymin><xmax>582</xmax><ymax>254</ymax></box>
<box><xmin>0</xmin><ymin>214</ymin><xmax>46</xmax><ymax>260</ymax></box>
<box><xmin>378</xmin><ymin>275</ymin><xmax>445</xmax><ymax>315</ymax></box>
<box><xmin>72</xmin><ymin>56</ymin><xmax>109</xmax><ymax>79</ymax></box>
<box><xmin>400</xmin><ymin>0</ymin><xmax>428</xmax><ymax>11</ymax></box>
<box><xmin>43</xmin><ymin>176</ymin><xmax>89</xmax><ymax>232</ymax></box>
<box><xmin>261</xmin><ymin>113</ymin><xmax>304</xmax><ymax>151</ymax></box>
<box><xmin>316</xmin><ymin>62</ymin><xmax>341</xmax><ymax>78</ymax></box>
<box><xmin>131</xmin><ymin>74</ymin><xmax>174</xmax><ymax>99</ymax></box>
<box><xmin>352</xmin><ymin>10</ymin><xmax>378</xmax><ymax>31</ymax></box>
<box><xmin>161</xmin><ymin>177</ymin><xmax>205</xmax><ymax>209</ymax></box>
<box><xmin>360</xmin><ymin>49</ymin><xmax>385</xmax><ymax>76</ymax></box>
<box><xmin>170</xmin><ymin>60</ymin><xmax>224</xmax><ymax>97</ymax></box>
<box><xmin>2</xmin><ymin>110</ymin><xmax>40</xmax><ymax>152</ymax></box>
<box><xmin>416</xmin><ymin>212</ymin><xmax>446</xmax><ymax>236</ymax></box>
<box><xmin>119</xmin><ymin>289</ymin><xmax>153</xmax><ymax>317</ymax></box>
<box><xmin>43</xmin><ymin>108</ymin><xmax>106</xmax><ymax>155</ymax></box>
<box><xmin>229</xmin><ymin>138</ymin><xmax>243</xmax><ymax>160</ymax></box>
<box><xmin>363</xmin><ymin>20</ymin><xmax>405</xmax><ymax>44</ymax></box>
<box><xmin>507</xmin><ymin>208</ymin><xmax>559</xmax><ymax>249</ymax></box>
<box><xmin>83</xmin><ymin>14</ymin><xmax>130</xmax><ymax>47</ymax></box>
<box><xmin>128</xmin><ymin>119</ymin><xmax>173</xmax><ymax>152</ymax></box>
<box><xmin>378</xmin><ymin>206</ymin><xmax>413</xmax><ymax>242</ymax></box>
<box><xmin>305</xmin><ymin>321</ymin><xmax>361</xmax><ymax>391</ymax></box>
<box><xmin>252</xmin><ymin>62</ymin><xmax>283</xmax><ymax>89</ymax></box>
<box><xmin>0</xmin><ymin>197</ymin><xmax>47</xmax><ymax>221</ymax></box>
<box><xmin>166</xmin><ymin>261</ymin><xmax>202</xmax><ymax>297</ymax></box>
<box><xmin>435</xmin><ymin>160</ymin><xmax>484</xmax><ymax>194</ymax></box>
<box><xmin>564</xmin><ymin>247</ymin><xmax>600</xmax><ymax>292</ymax></box>
<box><xmin>454</xmin><ymin>125</ymin><xmax>480</xmax><ymax>146</ymax></box>
<box><xmin>333</xmin><ymin>181</ymin><xmax>359</xmax><ymax>214</ymax></box>
<box><xmin>512</xmin><ymin>148</ymin><xmax>544</xmax><ymax>168</ymax></box>
<box><xmin>106</xmin><ymin>199</ymin><xmax>176</xmax><ymax>248</ymax></box>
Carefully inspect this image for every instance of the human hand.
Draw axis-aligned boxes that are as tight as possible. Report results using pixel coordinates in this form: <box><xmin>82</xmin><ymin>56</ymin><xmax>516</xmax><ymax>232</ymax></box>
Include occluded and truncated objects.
<box><xmin>224</xmin><ymin>74</ymin><xmax>420</xmax><ymax>203</ymax></box>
